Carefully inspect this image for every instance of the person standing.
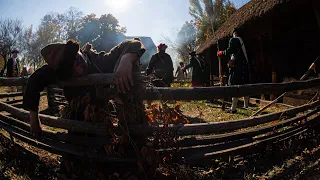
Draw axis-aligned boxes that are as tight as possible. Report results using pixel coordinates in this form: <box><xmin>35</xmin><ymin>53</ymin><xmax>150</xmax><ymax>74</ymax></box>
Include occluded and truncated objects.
<box><xmin>6</xmin><ymin>50</ymin><xmax>20</xmax><ymax>94</ymax></box>
<box><xmin>217</xmin><ymin>28</ymin><xmax>250</xmax><ymax>113</ymax></box>
<box><xmin>181</xmin><ymin>51</ymin><xmax>206</xmax><ymax>87</ymax></box>
<box><xmin>175</xmin><ymin>62</ymin><xmax>187</xmax><ymax>81</ymax></box>
<box><xmin>146</xmin><ymin>43</ymin><xmax>174</xmax><ymax>87</ymax></box>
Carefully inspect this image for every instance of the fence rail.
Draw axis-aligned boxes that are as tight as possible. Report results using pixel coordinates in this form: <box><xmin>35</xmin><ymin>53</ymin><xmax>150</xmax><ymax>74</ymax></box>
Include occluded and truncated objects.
<box><xmin>0</xmin><ymin>74</ymin><xmax>319</xmax><ymax>165</ymax></box>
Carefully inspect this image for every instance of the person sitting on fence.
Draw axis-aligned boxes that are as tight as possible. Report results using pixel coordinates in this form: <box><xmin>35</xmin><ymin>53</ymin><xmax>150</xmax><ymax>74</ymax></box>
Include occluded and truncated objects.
<box><xmin>217</xmin><ymin>28</ymin><xmax>251</xmax><ymax>113</ymax></box>
<box><xmin>181</xmin><ymin>51</ymin><xmax>206</xmax><ymax>87</ymax></box>
<box><xmin>146</xmin><ymin>43</ymin><xmax>174</xmax><ymax>87</ymax></box>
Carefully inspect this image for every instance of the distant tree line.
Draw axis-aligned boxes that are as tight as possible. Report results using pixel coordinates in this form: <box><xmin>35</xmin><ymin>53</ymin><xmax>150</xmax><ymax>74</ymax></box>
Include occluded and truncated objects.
<box><xmin>0</xmin><ymin>7</ymin><xmax>127</xmax><ymax>69</ymax></box>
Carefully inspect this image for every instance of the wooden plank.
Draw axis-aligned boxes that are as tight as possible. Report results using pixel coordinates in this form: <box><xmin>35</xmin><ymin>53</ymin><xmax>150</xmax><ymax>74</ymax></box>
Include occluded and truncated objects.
<box><xmin>177</xmin><ymin>113</ymin><xmax>320</xmax><ymax>164</ymax></box>
<box><xmin>0</xmin><ymin>101</ymin><xmax>108</xmax><ymax>135</ymax></box>
<box><xmin>53</xmin><ymin>94</ymin><xmax>65</xmax><ymax>99</ymax></box>
<box><xmin>0</xmin><ymin>100</ymin><xmax>319</xmax><ymax>136</ymax></box>
<box><xmin>0</xmin><ymin>114</ymin><xmax>112</xmax><ymax>146</ymax></box>
<box><xmin>0</xmin><ymin>76</ymin><xmax>28</xmax><ymax>86</ymax></box>
<box><xmin>0</xmin><ymin>92</ymin><xmax>23</xmax><ymax>98</ymax></box>
<box><xmin>52</xmin><ymin>88</ymin><xmax>64</xmax><ymax>93</ymax></box>
<box><xmin>137</xmin><ymin>78</ymin><xmax>320</xmax><ymax>100</ymax></box>
<box><xmin>135</xmin><ymin>100</ymin><xmax>320</xmax><ymax>136</ymax></box>
<box><xmin>6</xmin><ymin>99</ymin><xmax>23</xmax><ymax>105</ymax></box>
<box><xmin>56</xmin><ymin>73</ymin><xmax>148</xmax><ymax>87</ymax></box>
<box><xmin>178</xmin><ymin>107</ymin><xmax>319</xmax><ymax>147</ymax></box>
<box><xmin>0</xmin><ymin>76</ymin><xmax>320</xmax><ymax>100</ymax></box>
<box><xmin>0</xmin><ymin>120</ymin><xmax>136</xmax><ymax>163</ymax></box>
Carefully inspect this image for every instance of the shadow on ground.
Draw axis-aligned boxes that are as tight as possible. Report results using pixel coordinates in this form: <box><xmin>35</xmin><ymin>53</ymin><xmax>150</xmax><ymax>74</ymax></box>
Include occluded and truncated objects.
<box><xmin>0</xmin><ymin>135</ymin><xmax>59</xmax><ymax>180</ymax></box>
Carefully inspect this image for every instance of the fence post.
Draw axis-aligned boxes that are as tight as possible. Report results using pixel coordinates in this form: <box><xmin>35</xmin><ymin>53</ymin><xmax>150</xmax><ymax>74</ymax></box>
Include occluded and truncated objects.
<box><xmin>21</xmin><ymin>67</ymin><xmax>28</xmax><ymax>96</ymax></box>
<box><xmin>270</xmin><ymin>71</ymin><xmax>277</xmax><ymax>100</ymax></box>
<box><xmin>46</xmin><ymin>87</ymin><xmax>55</xmax><ymax>109</ymax></box>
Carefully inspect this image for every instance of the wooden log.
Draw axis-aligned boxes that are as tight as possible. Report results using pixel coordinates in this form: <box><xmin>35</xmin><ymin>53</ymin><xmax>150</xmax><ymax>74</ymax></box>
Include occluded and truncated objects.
<box><xmin>0</xmin><ymin>92</ymin><xmax>23</xmax><ymax>98</ymax></box>
<box><xmin>52</xmin><ymin>88</ymin><xmax>64</xmax><ymax>93</ymax></box>
<box><xmin>0</xmin><ymin>100</ymin><xmax>319</xmax><ymax>136</ymax></box>
<box><xmin>0</xmin><ymin>120</ymin><xmax>137</xmax><ymax>163</ymax></box>
<box><xmin>0</xmin><ymin>114</ymin><xmax>112</xmax><ymax>146</ymax></box>
<box><xmin>53</xmin><ymin>94</ymin><xmax>66</xmax><ymax>99</ymax></box>
<box><xmin>178</xmin><ymin>107</ymin><xmax>319</xmax><ymax>147</ymax></box>
<box><xmin>146</xmin><ymin>100</ymin><xmax>320</xmax><ymax>136</ymax></box>
<box><xmin>0</xmin><ymin>101</ymin><xmax>107</xmax><ymax>135</ymax></box>
<box><xmin>0</xmin><ymin>76</ymin><xmax>29</xmax><ymax>86</ymax></box>
<box><xmin>137</xmin><ymin>78</ymin><xmax>320</xmax><ymax>100</ymax></box>
<box><xmin>54</xmin><ymin>101</ymin><xmax>68</xmax><ymax>106</ymax></box>
<box><xmin>177</xmin><ymin>114</ymin><xmax>320</xmax><ymax>164</ymax></box>
<box><xmin>6</xmin><ymin>99</ymin><xmax>23</xmax><ymax>105</ymax></box>
<box><xmin>1</xmin><ymin>75</ymin><xmax>320</xmax><ymax>100</ymax></box>
<box><xmin>46</xmin><ymin>87</ymin><xmax>55</xmax><ymax>109</ymax></box>
<box><xmin>56</xmin><ymin>73</ymin><xmax>148</xmax><ymax>87</ymax></box>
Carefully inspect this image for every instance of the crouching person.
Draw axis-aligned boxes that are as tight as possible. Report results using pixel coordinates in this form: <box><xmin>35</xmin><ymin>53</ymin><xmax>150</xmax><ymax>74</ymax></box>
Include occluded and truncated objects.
<box><xmin>23</xmin><ymin>39</ymin><xmax>155</xmax><ymax>179</ymax></box>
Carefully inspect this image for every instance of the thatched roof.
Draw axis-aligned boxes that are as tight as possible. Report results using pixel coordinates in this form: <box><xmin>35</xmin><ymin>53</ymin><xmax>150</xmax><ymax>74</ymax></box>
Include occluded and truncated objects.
<box><xmin>196</xmin><ymin>0</ymin><xmax>294</xmax><ymax>53</ymax></box>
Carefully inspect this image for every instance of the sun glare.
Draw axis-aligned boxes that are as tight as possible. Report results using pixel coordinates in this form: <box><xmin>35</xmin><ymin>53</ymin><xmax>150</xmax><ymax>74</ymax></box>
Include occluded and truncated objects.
<box><xmin>105</xmin><ymin>0</ymin><xmax>131</xmax><ymax>13</ymax></box>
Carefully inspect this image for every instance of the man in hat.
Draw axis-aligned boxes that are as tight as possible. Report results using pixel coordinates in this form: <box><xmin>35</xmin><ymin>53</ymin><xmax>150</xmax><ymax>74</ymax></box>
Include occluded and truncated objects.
<box><xmin>24</xmin><ymin>39</ymin><xmax>146</xmax><ymax>138</ymax></box>
<box><xmin>5</xmin><ymin>49</ymin><xmax>21</xmax><ymax>94</ymax></box>
<box><xmin>146</xmin><ymin>43</ymin><xmax>174</xmax><ymax>87</ymax></box>
<box><xmin>217</xmin><ymin>28</ymin><xmax>250</xmax><ymax>113</ymax></box>
<box><xmin>6</xmin><ymin>50</ymin><xmax>20</xmax><ymax>77</ymax></box>
<box><xmin>181</xmin><ymin>51</ymin><xmax>206</xmax><ymax>87</ymax></box>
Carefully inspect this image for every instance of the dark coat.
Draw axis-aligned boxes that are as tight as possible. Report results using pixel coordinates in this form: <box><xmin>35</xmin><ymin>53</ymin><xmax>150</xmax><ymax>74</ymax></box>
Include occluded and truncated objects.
<box><xmin>6</xmin><ymin>58</ymin><xmax>20</xmax><ymax>77</ymax></box>
<box><xmin>186</xmin><ymin>56</ymin><xmax>206</xmax><ymax>83</ymax></box>
<box><xmin>223</xmin><ymin>37</ymin><xmax>250</xmax><ymax>86</ymax></box>
<box><xmin>146</xmin><ymin>52</ymin><xmax>174</xmax><ymax>86</ymax></box>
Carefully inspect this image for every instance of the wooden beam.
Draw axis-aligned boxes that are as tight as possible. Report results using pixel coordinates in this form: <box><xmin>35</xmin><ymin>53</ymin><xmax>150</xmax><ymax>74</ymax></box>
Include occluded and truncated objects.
<box><xmin>174</xmin><ymin>114</ymin><xmax>320</xmax><ymax>164</ymax></box>
<box><xmin>0</xmin><ymin>92</ymin><xmax>23</xmax><ymax>98</ymax></box>
<box><xmin>0</xmin><ymin>120</ymin><xmax>136</xmax><ymax>163</ymax></box>
<box><xmin>0</xmin><ymin>75</ymin><xmax>320</xmax><ymax>100</ymax></box>
<box><xmin>0</xmin><ymin>99</ymin><xmax>319</xmax><ymax>136</ymax></box>
<box><xmin>178</xmin><ymin>107</ymin><xmax>319</xmax><ymax>147</ymax></box>
<box><xmin>0</xmin><ymin>101</ymin><xmax>108</xmax><ymax>135</ymax></box>
<box><xmin>0</xmin><ymin>114</ymin><xmax>112</xmax><ymax>146</ymax></box>
<box><xmin>136</xmin><ymin>78</ymin><xmax>320</xmax><ymax>100</ymax></box>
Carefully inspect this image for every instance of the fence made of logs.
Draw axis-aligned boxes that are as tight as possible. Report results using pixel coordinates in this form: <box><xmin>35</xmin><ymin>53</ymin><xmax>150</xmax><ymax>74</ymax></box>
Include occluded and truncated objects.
<box><xmin>0</xmin><ymin>74</ymin><xmax>319</xmax><ymax>165</ymax></box>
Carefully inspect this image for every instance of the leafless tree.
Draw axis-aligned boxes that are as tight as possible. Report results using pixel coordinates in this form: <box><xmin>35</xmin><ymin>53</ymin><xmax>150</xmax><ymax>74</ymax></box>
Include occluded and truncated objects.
<box><xmin>0</xmin><ymin>18</ymin><xmax>23</xmax><ymax>61</ymax></box>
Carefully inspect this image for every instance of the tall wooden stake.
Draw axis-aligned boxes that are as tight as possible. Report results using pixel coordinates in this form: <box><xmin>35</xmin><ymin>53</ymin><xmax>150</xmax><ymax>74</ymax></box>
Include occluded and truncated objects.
<box><xmin>211</xmin><ymin>15</ymin><xmax>225</xmax><ymax>110</ymax></box>
<box><xmin>217</xmin><ymin>41</ymin><xmax>226</xmax><ymax>110</ymax></box>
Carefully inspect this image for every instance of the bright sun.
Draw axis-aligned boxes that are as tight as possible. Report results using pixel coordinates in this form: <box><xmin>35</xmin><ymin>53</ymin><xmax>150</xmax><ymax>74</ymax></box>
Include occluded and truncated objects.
<box><xmin>106</xmin><ymin>0</ymin><xmax>130</xmax><ymax>13</ymax></box>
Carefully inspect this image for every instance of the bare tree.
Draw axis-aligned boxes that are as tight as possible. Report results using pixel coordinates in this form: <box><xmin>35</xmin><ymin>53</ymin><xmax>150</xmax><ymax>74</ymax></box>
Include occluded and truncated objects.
<box><xmin>0</xmin><ymin>18</ymin><xmax>23</xmax><ymax>62</ymax></box>
<box><xmin>21</xmin><ymin>25</ymin><xmax>42</xmax><ymax>69</ymax></box>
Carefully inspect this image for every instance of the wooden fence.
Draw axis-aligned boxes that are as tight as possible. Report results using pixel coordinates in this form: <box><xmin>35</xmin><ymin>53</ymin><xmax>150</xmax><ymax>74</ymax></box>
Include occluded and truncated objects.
<box><xmin>0</xmin><ymin>74</ymin><xmax>319</xmax><ymax>165</ymax></box>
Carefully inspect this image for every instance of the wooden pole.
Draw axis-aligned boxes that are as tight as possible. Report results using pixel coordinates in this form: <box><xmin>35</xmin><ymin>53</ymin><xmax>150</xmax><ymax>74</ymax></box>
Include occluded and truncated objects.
<box><xmin>46</xmin><ymin>87</ymin><xmax>55</xmax><ymax>109</ymax></box>
<box><xmin>250</xmin><ymin>56</ymin><xmax>320</xmax><ymax>117</ymax></box>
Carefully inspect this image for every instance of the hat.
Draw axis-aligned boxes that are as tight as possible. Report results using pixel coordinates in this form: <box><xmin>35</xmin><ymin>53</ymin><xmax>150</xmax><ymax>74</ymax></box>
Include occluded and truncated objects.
<box><xmin>157</xmin><ymin>43</ymin><xmax>168</xmax><ymax>50</ymax></box>
<box><xmin>41</xmin><ymin>43</ymin><xmax>67</xmax><ymax>70</ymax></box>
<box><xmin>11</xmin><ymin>50</ymin><xmax>19</xmax><ymax>54</ymax></box>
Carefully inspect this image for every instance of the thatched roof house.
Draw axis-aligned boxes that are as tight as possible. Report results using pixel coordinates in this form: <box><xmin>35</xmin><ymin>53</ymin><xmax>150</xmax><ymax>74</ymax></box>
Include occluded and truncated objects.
<box><xmin>197</xmin><ymin>0</ymin><xmax>320</xmax><ymax>89</ymax></box>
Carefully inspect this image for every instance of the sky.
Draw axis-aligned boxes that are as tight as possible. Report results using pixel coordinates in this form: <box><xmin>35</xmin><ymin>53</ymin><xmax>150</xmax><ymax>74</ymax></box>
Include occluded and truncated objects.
<box><xmin>0</xmin><ymin>0</ymin><xmax>249</xmax><ymax>46</ymax></box>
